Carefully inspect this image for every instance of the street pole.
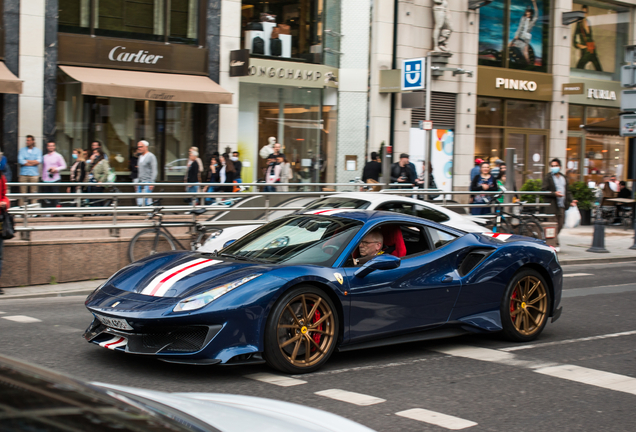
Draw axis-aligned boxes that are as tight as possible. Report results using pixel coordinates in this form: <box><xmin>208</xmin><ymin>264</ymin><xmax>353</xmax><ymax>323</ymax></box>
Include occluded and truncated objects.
<box><xmin>424</xmin><ymin>53</ymin><xmax>432</xmax><ymax>191</ymax></box>
<box><xmin>631</xmin><ymin>137</ymin><xmax>636</xmax><ymax>249</ymax></box>
<box><xmin>504</xmin><ymin>148</ymin><xmax>515</xmax><ymax>206</ymax></box>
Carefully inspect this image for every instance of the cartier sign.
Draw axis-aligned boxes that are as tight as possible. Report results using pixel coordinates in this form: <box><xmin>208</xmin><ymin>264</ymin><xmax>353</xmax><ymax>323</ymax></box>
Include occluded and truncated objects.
<box><xmin>58</xmin><ymin>34</ymin><xmax>207</xmax><ymax>75</ymax></box>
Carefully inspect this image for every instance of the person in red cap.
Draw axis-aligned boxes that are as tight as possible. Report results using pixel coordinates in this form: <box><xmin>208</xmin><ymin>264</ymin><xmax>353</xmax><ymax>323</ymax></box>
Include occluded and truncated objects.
<box><xmin>471</xmin><ymin>158</ymin><xmax>483</xmax><ymax>183</ymax></box>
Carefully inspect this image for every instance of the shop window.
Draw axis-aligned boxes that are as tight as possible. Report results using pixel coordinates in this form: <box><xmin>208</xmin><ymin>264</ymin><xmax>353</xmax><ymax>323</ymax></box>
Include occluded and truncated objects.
<box><xmin>478</xmin><ymin>0</ymin><xmax>550</xmax><ymax>73</ymax></box>
<box><xmin>586</xmin><ymin>106</ymin><xmax>619</xmax><ymax>125</ymax></box>
<box><xmin>241</xmin><ymin>0</ymin><xmax>338</xmax><ymax>65</ymax></box>
<box><xmin>570</xmin><ymin>1</ymin><xmax>630</xmax><ymax>82</ymax></box>
<box><xmin>568</xmin><ymin>105</ymin><xmax>584</xmax><ymax>131</ymax></box>
<box><xmin>476</xmin><ymin>98</ymin><xmax>503</xmax><ymax>126</ymax></box>
<box><xmin>566</xmin><ymin>136</ymin><xmax>582</xmax><ymax>183</ymax></box>
<box><xmin>584</xmin><ymin>134</ymin><xmax>625</xmax><ymax>184</ymax></box>
<box><xmin>475</xmin><ymin>128</ymin><xmax>503</xmax><ymax>164</ymax></box>
<box><xmin>505</xmin><ymin>100</ymin><xmax>547</xmax><ymax>129</ymax></box>
<box><xmin>59</xmin><ymin>0</ymin><xmax>199</xmax><ymax>45</ymax></box>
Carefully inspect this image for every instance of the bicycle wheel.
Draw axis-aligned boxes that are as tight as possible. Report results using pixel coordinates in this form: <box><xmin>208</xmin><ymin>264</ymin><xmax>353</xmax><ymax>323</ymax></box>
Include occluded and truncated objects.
<box><xmin>128</xmin><ymin>228</ymin><xmax>177</xmax><ymax>263</ymax></box>
<box><xmin>495</xmin><ymin>217</ymin><xmax>515</xmax><ymax>234</ymax></box>
<box><xmin>518</xmin><ymin>220</ymin><xmax>544</xmax><ymax>240</ymax></box>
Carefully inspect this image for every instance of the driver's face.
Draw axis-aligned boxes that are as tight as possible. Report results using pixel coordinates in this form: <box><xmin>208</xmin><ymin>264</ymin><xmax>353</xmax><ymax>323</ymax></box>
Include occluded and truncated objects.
<box><xmin>358</xmin><ymin>236</ymin><xmax>382</xmax><ymax>257</ymax></box>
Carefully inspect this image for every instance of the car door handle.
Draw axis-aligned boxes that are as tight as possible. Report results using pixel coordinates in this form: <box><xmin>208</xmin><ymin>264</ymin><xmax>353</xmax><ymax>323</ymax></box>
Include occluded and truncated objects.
<box><xmin>442</xmin><ymin>276</ymin><xmax>453</xmax><ymax>283</ymax></box>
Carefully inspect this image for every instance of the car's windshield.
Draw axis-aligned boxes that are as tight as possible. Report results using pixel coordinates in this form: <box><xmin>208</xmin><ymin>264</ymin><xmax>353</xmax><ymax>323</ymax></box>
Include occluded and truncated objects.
<box><xmin>303</xmin><ymin>197</ymin><xmax>371</xmax><ymax>211</ymax></box>
<box><xmin>222</xmin><ymin>215</ymin><xmax>362</xmax><ymax>266</ymax></box>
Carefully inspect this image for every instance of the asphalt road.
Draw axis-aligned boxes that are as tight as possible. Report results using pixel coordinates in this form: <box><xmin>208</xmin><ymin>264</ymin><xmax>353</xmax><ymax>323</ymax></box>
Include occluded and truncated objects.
<box><xmin>1</xmin><ymin>261</ymin><xmax>635</xmax><ymax>431</ymax></box>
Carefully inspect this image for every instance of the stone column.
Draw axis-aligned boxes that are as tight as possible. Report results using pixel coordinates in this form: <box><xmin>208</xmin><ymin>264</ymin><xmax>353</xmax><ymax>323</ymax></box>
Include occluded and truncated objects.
<box><xmin>43</xmin><ymin>0</ymin><xmax>58</xmax><ymax>143</ymax></box>
<box><xmin>206</xmin><ymin>0</ymin><xmax>221</xmax><ymax>156</ymax></box>
<box><xmin>218</xmin><ymin>0</ymin><xmax>241</xmax><ymax>156</ymax></box>
<box><xmin>3</xmin><ymin>0</ymin><xmax>20</xmax><ymax>177</ymax></box>
<box><xmin>18</xmin><ymin>0</ymin><xmax>46</xmax><ymax>151</ymax></box>
<box><xmin>336</xmin><ymin>0</ymin><xmax>371</xmax><ymax>183</ymax></box>
<box><xmin>549</xmin><ymin>0</ymin><xmax>572</xmax><ymax>162</ymax></box>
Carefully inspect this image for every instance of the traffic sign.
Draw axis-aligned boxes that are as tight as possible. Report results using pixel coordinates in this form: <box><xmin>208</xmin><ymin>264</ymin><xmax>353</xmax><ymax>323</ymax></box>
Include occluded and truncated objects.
<box><xmin>621</xmin><ymin>90</ymin><xmax>636</xmax><ymax>112</ymax></box>
<box><xmin>419</xmin><ymin>120</ymin><xmax>433</xmax><ymax>130</ymax></box>
<box><xmin>620</xmin><ymin>114</ymin><xmax>636</xmax><ymax>137</ymax></box>
<box><xmin>401</xmin><ymin>58</ymin><xmax>425</xmax><ymax>91</ymax></box>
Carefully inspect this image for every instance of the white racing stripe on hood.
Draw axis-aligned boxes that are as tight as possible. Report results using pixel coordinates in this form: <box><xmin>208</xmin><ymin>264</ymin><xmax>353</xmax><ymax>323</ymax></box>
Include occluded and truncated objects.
<box><xmin>481</xmin><ymin>232</ymin><xmax>512</xmax><ymax>242</ymax></box>
<box><xmin>141</xmin><ymin>259</ymin><xmax>222</xmax><ymax>297</ymax></box>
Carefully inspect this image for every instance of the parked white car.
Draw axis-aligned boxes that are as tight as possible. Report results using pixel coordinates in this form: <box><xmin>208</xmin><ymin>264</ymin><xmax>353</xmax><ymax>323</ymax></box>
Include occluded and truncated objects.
<box><xmin>199</xmin><ymin>193</ymin><xmax>487</xmax><ymax>253</ymax></box>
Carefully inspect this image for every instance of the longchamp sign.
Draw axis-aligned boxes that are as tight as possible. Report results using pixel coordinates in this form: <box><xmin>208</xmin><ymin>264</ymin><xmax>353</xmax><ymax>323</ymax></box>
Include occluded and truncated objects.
<box><xmin>240</xmin><ymin>58</ymin><xmax>339</xmax><ymax>89</ymax></box>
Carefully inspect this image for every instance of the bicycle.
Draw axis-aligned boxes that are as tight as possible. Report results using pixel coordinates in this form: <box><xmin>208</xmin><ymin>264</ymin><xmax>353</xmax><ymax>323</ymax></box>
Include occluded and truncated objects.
<box><xmin>488</xmin><ymin>195</ymin><xmax>544</xmax><ymax>240</ymax></box>
<box><xmin>128</xmin><ymin>206</ymin><xmax>222</xmax><ymax>262</ymax></box>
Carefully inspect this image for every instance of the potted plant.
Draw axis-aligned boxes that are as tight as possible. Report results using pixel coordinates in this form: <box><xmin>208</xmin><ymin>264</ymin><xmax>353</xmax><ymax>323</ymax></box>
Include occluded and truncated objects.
<box><xmin>569</xmin><ymin>181</ymin><xmax>595</xmax><ymax>225</ymax></box>
<box><xmin>520</xmin><ymin>179</ymin><xmax>544</xmax><ymax>212</ymax></box>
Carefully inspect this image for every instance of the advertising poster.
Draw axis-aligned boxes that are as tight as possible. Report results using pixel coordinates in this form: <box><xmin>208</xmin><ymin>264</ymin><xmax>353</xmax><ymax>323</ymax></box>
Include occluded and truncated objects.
<box><xmin>409</xmin><ymin>128</ymin><xmax>454</xmax><ymax>193</ymax></box>
<box><xmin>570</xmin><ymin>2</ymin><xmax>629</xmax><ymax>75</ymax></box>
<box><xmin>478</xmin><ymin>0</ymin><xmax>548</xmax><ymax>71</ymax></box>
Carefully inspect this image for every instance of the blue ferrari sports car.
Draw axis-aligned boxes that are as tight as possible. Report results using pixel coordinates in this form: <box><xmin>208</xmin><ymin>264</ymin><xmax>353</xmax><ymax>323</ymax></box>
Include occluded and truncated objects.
<box><xmin>84</xmin><ymin>210</ymin><xmax>563</xmax><ymax>373</ymax></box>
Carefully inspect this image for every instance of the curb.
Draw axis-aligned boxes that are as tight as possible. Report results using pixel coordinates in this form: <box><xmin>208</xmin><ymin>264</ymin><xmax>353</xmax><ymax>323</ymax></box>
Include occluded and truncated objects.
<box><xmin>0</xmin><ymin>289</ymin><xmax>94</xmax><ymax>301</ymax></box>
<box><xmin>559</xmin><ymin>255</ymin><xmax>636</xmax><ymax>266</ymax></box>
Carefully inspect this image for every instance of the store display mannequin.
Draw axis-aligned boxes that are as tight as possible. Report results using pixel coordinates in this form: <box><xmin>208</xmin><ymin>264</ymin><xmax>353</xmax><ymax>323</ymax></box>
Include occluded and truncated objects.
<box><xmin>260</xmin><ymin>137</ymin><xmax>277</xmax><ymax>159</ymax></box>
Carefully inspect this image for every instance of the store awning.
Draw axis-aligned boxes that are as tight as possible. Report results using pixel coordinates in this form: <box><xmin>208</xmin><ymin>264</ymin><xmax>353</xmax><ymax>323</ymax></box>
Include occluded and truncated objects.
<box><xmin>582</xmin><ymin>117</ymin><xmax>620</xmax><ymax>136</ymax></box>
<box><xmin>0</xmin><ymin>62</ymin><xmax>22</xmax><ymax>94</ymax></box>
<box><xmin>59</xmin><ymin>66</ymin><xmax>232</xmax><ymax>104</ymax></box>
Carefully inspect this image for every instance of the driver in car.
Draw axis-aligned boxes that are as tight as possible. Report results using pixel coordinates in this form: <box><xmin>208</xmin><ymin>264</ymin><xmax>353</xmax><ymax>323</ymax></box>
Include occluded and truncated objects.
<box><xmin>354</xmin><ymin>230</ymin><xmax>385</xmax><ymax>266</ymax></box>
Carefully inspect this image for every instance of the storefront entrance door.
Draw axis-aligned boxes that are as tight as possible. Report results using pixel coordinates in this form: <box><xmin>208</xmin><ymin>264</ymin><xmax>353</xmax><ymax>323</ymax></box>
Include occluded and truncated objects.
<box><xmin>504</xmin><ymin>130</ymin><xmax>547</xmax><ymax>187</ymax></box>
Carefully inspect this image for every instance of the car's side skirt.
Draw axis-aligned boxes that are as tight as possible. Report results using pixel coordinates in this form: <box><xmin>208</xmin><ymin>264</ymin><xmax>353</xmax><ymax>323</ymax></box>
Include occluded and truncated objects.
<box><xmin>337</xmin><ymin>326</ymin><xmax>469</xmax><ymax>353</ymax></box>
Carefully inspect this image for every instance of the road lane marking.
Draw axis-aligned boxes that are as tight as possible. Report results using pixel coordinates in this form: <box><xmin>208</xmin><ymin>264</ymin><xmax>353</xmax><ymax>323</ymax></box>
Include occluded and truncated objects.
<box><xmin>244</xmin><ymin>373</ymin><xmax>306</xmax><ymax>387</ymax></box>
<box><xmin>435</xmin><ymin>345</ymin><xmax>636</xmax><ymax>397</ymax></box>
<box><xmin>0</xmin><ymin>311</ymin><xmax>5</xmax><ymax>314</ymax></box>
<box><xmin>563</xmin><ymin>273</ymin><xmax>593</xmax><ymax>277</ymax></box>
<box><xmin>1</xmin><ymin>315</ymin><xmax>42</xmax><ymax>323</ymax></box>
<box><xmin>562</xmin><ymin>282</ymin><xmax>636</xmax><ymax>298</ymax></box>
<box><xmin>315</xmin><ymin>389</ymin><xmax>386</xmax><ymax>406</ymax></box>
<box><xmin>396</xmin><ymin>408</ymin><xmax>477</xmax><ymax>430</ymax></box>
<box><xmin>534</xmin><ymin>364</ymin><xmax>636</xmax><ymax>396</ymax></box>
<box><xmin>500</xmin><ymin>330</ymin><xmax>636</xmax><ymax>352</ymax></box>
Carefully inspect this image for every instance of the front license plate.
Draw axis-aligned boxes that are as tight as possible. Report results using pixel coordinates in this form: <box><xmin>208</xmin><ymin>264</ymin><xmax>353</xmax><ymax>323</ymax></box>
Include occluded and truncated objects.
<box><xmin>95</xmin><ymin>314</ymin><xmax>133</xmax><ymax>331</ymax></box>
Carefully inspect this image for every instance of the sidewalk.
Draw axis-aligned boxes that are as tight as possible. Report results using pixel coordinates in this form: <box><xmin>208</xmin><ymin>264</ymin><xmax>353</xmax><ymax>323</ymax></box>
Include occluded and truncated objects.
<box><xmin>1</xmin><ymin>225</ymin><xmax>635</xmax><ymax>300</ymax></box>
<box><xmin>558</xmin><ymin>225</ymin><xmax>636</xmax><ymax>265</ymax></box>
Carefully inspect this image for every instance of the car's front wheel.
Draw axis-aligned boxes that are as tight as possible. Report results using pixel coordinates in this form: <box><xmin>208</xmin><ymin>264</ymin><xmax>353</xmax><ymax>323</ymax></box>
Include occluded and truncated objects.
<box><xmin>264</xmin><ymin>286</ymin><xmax>338</xmax><ymax>374</ymax></box>
<box><xmin>501</xmin><ymin>269</ymin><xmax>551</xmax><ymax>342</ymax></box>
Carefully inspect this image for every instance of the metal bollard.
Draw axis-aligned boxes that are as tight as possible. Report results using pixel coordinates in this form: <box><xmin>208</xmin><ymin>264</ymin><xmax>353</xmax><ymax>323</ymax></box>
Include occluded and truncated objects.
<box><xmin>587</xmin><ymin>207</ymin><xmax>609</xmax><ymax>253</ymax></box>
<box><xmin>630</xmin><ymin>215</ymin><xmax>636</xmax><ymax>250</ymax></box>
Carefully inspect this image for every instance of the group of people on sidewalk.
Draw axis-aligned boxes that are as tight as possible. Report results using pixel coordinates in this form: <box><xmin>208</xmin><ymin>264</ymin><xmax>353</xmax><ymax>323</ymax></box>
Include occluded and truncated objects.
<box><xmin>361</xmin><ymin>152</ymin><xmax>437</xmax><ymax>192</ymax></box>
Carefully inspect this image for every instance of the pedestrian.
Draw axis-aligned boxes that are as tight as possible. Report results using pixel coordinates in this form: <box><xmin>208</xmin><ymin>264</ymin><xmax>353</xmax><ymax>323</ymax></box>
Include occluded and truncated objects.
<box><xmin>87</xmin><ymin>148</ymin><xmax>110</xmax><ymax>205</ymax></box>
<box><xmin>361</xmin><ymin>152</ymin><xmax>382</xmax><ymax>183</ymax></box>
<box><xmin>470</xmin><ymin>158</ymin><xmax>483</xmax><ymax>183</ymax></box>
<box><xmin>0</xmin><ymin>168</ymin><xmax>10</xmax><ymax>277</ymax></box>
<box><xmin>231</xmin><ymin>151</ymin><xmax>242</xmax><ymax>183</ymax></box>
<box><xmin>41</xmin><ymin>141</ymin><xmax>67</xmax><ymax>209</ymax></box>
<box><xmin>414</xmin><ymin>161</ymin><xmax>438</xmax><ymax>199</ymax></box>
<box><xmin>470</xmin><ymin>162</ymin><xmax>498</xmax><ymax>215</ymax></box>
<box><xmin>218</xmin><ymin>153</ymin><xmax>236</xmax><ymax>192</ymax></box>
<box><xmin>618</xmin><ymin>181</ymin><xmax>631</xmax><ymax>199</ymax></box>
<box><xmin>136</xmin><ymin>140</ymin><xmax>157</xmax><ymax>206</ymax></box>
<box><xmin>264</xmin><ymin>154</ymin><xmax>281</xmax><ymax>192</ymax></box>
<box><xmin>390</xmin><ymin>153</ymin><xmax>416</xmax><ymax>186</ymax></box>
<box><xmin>0</xmin><ymin>150</ymin><xmax>11</xmax><ymax>182</ymax></box>
<box><xmin>68</xmin><ymin>148</ymin><xmax>87</xmax><ymax>198</ymax></box>
<box><xmin>129</xmin><ymin>147</ymin><xmax>139</xmax><ymax>184</ymax></box>
<box><xmin>277</xmin><ymin>154</ymin><xmax>291</xmax><ymax>191</ymax></box>
<box><xmin>185</xmin><ymin>151</ymin><xmax>202</xmax><ymax>204</ymax></box>
<box><xmin>542</xmin><ymin>158</ymin><xmax>577</xmax><ymax>252</ymax></box>
<box><xmin>490</xmin><ymin>159</ymin><xmax>504</xmax><ymax>179</ymax></box>
<box><xmin>608</xmin><ymin>174</ymin><xmax>619</xmax><ymax>193</ymax></box>
<box><xmin>204</xmin><ymin>156</ymin><xmax>219</xmax><ymax>204</ymax></box>
<box><xmin>269</xmin><ymin>142</ymin><xmax>282</xmax><ymax>158</ymax></box>
<box><xmin>86</xmin><ymin>141</ymin><xmax>103</xmax><ymax>168</ymax></box>
<box><xmin>17</xmin><ymin>135</ymin><xmax>42</xmax><ymax>207</ymax></box>
<box><xmin>189</xmin><ymin>146</ymin><xmax>204</xmax><ymax>174</ymax></box>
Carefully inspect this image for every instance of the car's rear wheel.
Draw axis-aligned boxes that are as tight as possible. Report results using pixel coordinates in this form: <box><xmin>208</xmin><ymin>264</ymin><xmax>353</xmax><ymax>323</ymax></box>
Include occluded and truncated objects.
<box><xmin>501</xmin><ymin>269</ymin><xmax>550</xmax><ymax>342</ymax></box>
<box><xmin>264</xmin><ymin>286</ymin><xmax>338</xmax><ymax>374</ymax></box>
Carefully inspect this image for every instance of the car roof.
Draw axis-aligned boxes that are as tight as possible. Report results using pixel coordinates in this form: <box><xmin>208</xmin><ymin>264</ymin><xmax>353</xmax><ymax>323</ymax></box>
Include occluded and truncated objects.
<box><xmin>298</xmin><ymin>209</ymin><xmax>465</xmax><ymax>235</ymax></box>
<box><xmin>326</xmin><ymin>192</ymin><xmax>448</xmax><ymax>208</ymax></box>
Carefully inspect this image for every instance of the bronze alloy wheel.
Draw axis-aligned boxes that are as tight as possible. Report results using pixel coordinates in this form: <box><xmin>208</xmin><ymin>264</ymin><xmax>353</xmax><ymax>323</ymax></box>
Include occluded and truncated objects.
<box><xmin>509</xmin><ymin>275</ymin><xmax>548</xmax><ymax>337</ymax></box>
<box><xmin>264</xmin><ymin>287</ymin><xmax>339</xmax><ymax>373</ymax></box>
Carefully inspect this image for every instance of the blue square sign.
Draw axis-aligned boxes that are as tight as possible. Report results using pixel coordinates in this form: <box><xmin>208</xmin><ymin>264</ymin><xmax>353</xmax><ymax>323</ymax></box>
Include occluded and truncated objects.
<box><xmin>402</xmin><ymin>58</ymin><xmax>425</xmax><ymax>91</ymax></box>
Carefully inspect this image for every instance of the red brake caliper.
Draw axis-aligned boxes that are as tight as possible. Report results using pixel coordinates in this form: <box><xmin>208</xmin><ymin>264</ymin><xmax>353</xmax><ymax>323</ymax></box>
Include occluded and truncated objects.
<box><xmin>510</xmin><ymin>290</ymin><xmax>518</xmax><ymax>322</ymax></box>
<box><xmin>311</xmin><ymin>307</ymin><xmax>322</xmax><ymax>351</ymax></box>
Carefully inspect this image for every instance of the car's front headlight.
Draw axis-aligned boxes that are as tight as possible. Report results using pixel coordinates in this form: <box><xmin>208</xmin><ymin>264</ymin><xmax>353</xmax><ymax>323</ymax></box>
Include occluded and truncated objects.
<box><xmin>173</xmin><ymin>274</ymin><xmax>262</xmax><ymax>312</ymax></box>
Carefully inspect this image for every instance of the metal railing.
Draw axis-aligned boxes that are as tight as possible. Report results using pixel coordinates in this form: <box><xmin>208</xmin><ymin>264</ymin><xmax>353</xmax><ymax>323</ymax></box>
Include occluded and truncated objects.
<box><xmin>5</xmin><ymin>182</ymin><xmax>552</xmax><ymax>240</ymax></box>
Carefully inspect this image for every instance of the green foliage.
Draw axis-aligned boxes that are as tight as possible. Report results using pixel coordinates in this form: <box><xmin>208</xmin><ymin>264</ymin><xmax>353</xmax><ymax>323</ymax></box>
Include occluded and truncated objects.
<box><xmin>49</xmin><ymin>276</ymin><xmax>57</xmax><ymax>285</ymax></box>
<box><xmin>569</xmin><ymin>181</ymin><xmax>595</xmax><ymax>210</ymax></box>
<box><xmin>520</xmin><ymin>179</ymin><xmax>544</xmax><ymax>203</ymax></box>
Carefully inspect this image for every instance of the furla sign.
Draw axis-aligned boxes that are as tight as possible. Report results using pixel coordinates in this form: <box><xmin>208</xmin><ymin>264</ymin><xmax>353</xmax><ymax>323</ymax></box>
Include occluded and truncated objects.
<box><xmin>108</xmin><ymin>46</ymin><xmax>164</xmax><ymax>64</ymax></box>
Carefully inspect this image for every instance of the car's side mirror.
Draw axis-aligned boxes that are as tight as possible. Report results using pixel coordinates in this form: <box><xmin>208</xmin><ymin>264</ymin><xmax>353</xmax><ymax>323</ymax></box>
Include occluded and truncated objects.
<box><xmin>354</xmin><ymin>254</ymin><xmax>401</xmax><ymax>278</ymax></box>
<box><xmin>223</xmin><ymin>240</ymin><xmax>236</xmax><ymax>248</ymax></box>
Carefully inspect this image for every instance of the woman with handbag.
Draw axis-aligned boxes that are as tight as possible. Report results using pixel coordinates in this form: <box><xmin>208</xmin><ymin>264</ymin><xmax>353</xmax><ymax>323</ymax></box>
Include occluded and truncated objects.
<box><xmin>0</xmin><ymin>169</ymin><xmax>11</xmax><ymax>277</ymax></box>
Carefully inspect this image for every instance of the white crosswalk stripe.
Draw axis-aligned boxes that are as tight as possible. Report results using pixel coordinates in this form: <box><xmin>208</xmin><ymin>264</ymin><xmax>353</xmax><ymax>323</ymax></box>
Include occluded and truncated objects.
<box><xmin>0</xmin><ymin>311</ymin><xmax>5</xmax><ymax>314</ymax></box>
<box><xmin>563</xmin><ymin>273</ymin><xmax>593</xmax><ymax>277</ymax></box>
<box><xmin>435</xmin><ymin>345</ymin><xmax>636</xmax><ymax>397</ymax></box>
<box><xmin>2</xmin><ymin>315</ymin><xmax>42</xmax><ymax>323</ymax></box>
<box><xmin>396</xmin><ymin>408</ymin><xmax>477</xmax><ymax>430</ymax></box>
<box><xmin>500</xmin><ymin>330</ymin><xmax>636</xmax><ymax>352</ymax></box>
<box><xmin>315</xmin><ymin>389</ymin><xmax>385</xmax><ymax>406</ymax></box>
<box><xmin>244</xmin><ymin>373</ymin><xmax>306</xmax><ymax>387</ymax></box>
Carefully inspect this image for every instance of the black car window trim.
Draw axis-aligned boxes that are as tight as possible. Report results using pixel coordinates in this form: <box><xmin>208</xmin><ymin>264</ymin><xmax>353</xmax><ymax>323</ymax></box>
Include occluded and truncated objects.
<box><xmin>426</xmin><ymin>226</ymin><xmax>460</xmax><ymax>250</ymax></box>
